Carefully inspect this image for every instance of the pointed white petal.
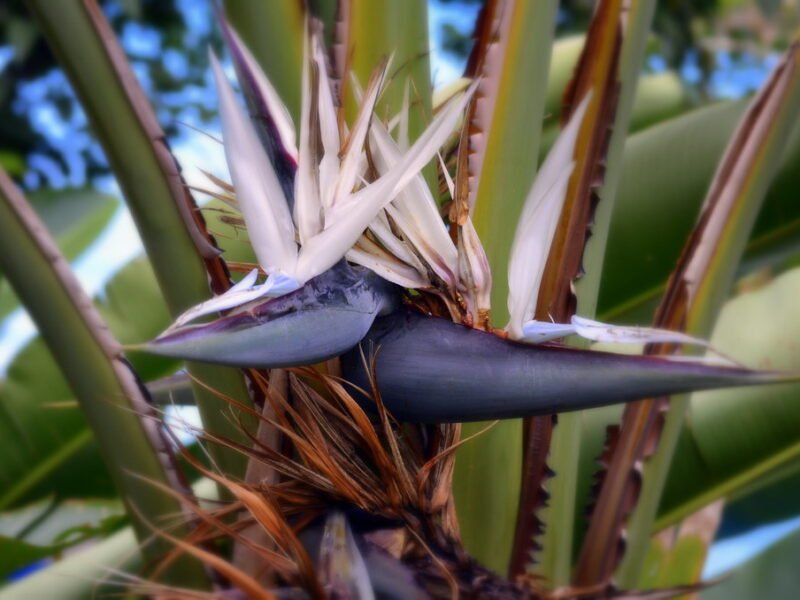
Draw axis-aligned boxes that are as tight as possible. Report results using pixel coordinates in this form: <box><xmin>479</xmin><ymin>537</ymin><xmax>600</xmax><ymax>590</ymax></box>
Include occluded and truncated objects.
<box><xmin>168</xmin><ymin>272</ymin><xmax>301</xmax><ymax>328</ymax></box>
<box><xmin>520</xmin><ymin>320</ymin><xmax>577</xmax><ymax>344</ymax></box>
<box><xmin>210</xmin><ymin>52</ymin><xmax>298</xmax><ymax>275</ymax></box>
<box><xmin>347</xmin><ymin>245</ymin><xmax>429</xmax><ymax>289</ymax></box>
<box><xmin>296</xmin><ymin>86</ymin><xmax>475</xmax><ymax>282</ymax></box>
<box><xmin>398</xmin><ymin>79</ymin><xmax>410</xmax><ymax>151</ymax></box>
<box><xmin>333</xmin><ymin>63</ymin><xmax>387</xmax><ymax>208</ymax></box>
<box><xmin>570</xmin><ymin>316</ymin><xmax>717</xmax><ymax>350</ymax></box>
<box><xmin>368</xmin><ymin>212</ymin><xmax>425</xmax><ymax>269</ymax></box>
<box><xmin>227</xmin><ymin>28</ymin><xmax>298</xmax><ymax>160</ymax></box>
<box><xmin>458</xmin><ymin>215</ymin><xmax>492</xmax><ymax>316</ymax></box>
<box><xmin>312</xmin><ymin>35</ymin><xmax>341</xmax><ymax>210</ymax></box>
<box><xmin>294</xmin><ymin>33</ymin><xmax>323</xmax><ymax>243</ymax></box>
<box><xmin>506</xmin><ymin>91</ymin><xmax>592</xmax><ymax>339</ymax></box>
<box><xmin>229</xmin><ymin>268</ymin><xmax>260</xmax><ymax>292</ymax></box>
<box><xmin>438</xmin><ymin>151</ymin><xmax>455</xmax><ymax>200</ymax></box>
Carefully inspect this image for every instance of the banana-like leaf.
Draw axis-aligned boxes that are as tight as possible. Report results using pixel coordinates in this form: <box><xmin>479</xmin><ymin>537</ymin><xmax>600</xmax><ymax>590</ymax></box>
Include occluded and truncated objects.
<box><xmin>0</xmin><ymin>172</ymin><xmax>205</xmax><ymax>586</ymax></box>
<box><xmin>29</xmin><ymin>0</ymin><xmax>257</xmax><ymax>477</ymax></box>
<box><xmin>336</xmin><ymin>0</ymin><xmax>432</xmax><ymax>143</ymax></box>
<box><xmin>655</xmin><ymin>266</ymin><xmax>800</xmax><ymax>530</ymax></box>
<box><xmin>0</xmin><ymin>528</ymin><xmax>138</xmax><ymax>599</ymax></box>
<box><xmin>338</xmin><ymin>311</ymin><xmax>794</xmax><ymax>423</ymax></box>
<box><xmin>224</xmin><ymin>0</ymin><xmax>305</xmax><ymax>124</ymax></box>
<box><xmin>613</xmin><ymin>39</ymin><xmax>800</xmax><ymax>587</ymax></box>
<box><xmin>0</xmin><ymin>188</ymin><xmax>116</xmax><ymax>321</ymax></box>
<box><xmin>0</xmin><ymin>258</ymin><xmax>175</xmax><ymax>509</ymax></box>
<box><xmin>599</xmin><ymin>99</ymin><xmax>800</xmax><ymax>323</ymax></box>
<box><xmin>526</xmin><ymin>0</ymin><xmax>657</xmax><ymax>584</ymax></box>
<box><xmin>451</xmin><ymin>0</ymin><xmax>558</xmax><ymax>572</ymax></box>
<box><xmin>146</xmin><ymin>266</ymin><xmax>397</xmax><ymax>368</ymax></box>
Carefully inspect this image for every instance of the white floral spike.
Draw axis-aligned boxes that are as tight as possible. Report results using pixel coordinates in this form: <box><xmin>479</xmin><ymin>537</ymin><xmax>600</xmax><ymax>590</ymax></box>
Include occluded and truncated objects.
<box><xmin>368</xmin><ymin>117</ymin><xmax>458</xmax><ymax>285</ymax></box>
<box><xmin>438</xmin><ymin>151</ymin><xmax>455</xmax><ymax>199</ymax></box>
<box><xmin>570</xmin><ymin>316</ymin><xmax>717</xmax><ymax>350</ymax></box>
<box><xmin>398</xmin><ymin>79</ymin><xmax>411</xmax><ymax>151</ymax></box>
<box><xmin>520</xmin><ymin>320</ymin><xmax>579</xmax><ymax>343</ymax></box>
<box><xmin>210</xmin><ymin>52</ymin><xmax>298</xmax><ymax>275</ymax></box>
<box><xmin>334</xmin><ymin>61</ymin><xmax>389</xmax><ymax>208</ymax></box>
<box><xmin>506</xmin><ymin>91</ymin><xmax>593</xmax><ymax>339</ymax></box>
<box><xmin>312</xmin><ymin>34</ymin><xmax>341</xmax><ymax>211</ymax></box>
<box><xmin>297</xmin><ymin>85</ymin><xmax>476</xmax><ymax>282</ymax></box>
<box><xmin>227</xmin><ymin>28</ymin><xmax>298</xmax><ymax>161</ymax></box>
<box><xmin>169</xmin><ymin>272</ymin><xmax>300</xmax><ymax>329</ymax></box>
<box><xmin>347</xmin><ymin>242</ymin><xmax>429</xmax><ymax>289</ymax></box>
<box><xmin>229</xmin><ymin>268</ymin><xmax>260</xmax><ymax>292</ymax></box>
<box><xmin>519</xmin><ymin>315</ymin><xmax>720</xmax><ymax>352</ymax></box>
<box><xmin>294</xmin><ymin>31</ymin><xmax>323</xmax><ymax>243</ymax></box>
<box><xmin>458</xmin><ymin>215</ymin><xmax>493</xmax><ymax>317</ymax></box>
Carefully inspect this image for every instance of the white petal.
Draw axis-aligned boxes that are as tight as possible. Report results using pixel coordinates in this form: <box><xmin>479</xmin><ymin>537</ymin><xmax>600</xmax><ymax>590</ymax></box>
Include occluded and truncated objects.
<box><xmin>458</xmin><ymin>215</ymin><xmax>492</xmax><ymax>315</ymax></box>
<box><xmin>570</xmin><ymin>316</ymin><xmax>716</xmax><ymax>350</ymax></box>
<box><xmin>168</xmin><ymin>272</ymin><xmax>301</xmax><ymax>328</ymax></box>
<box><xmin>295</xmin><ymin>85</ymin><xmax>475</xmax><ymax>282</ymax></box>
<box><xmin>210</xmin><ymin>52</ymin><xmax>298</xmax><ymax>275</ymax></box>
<box><xmin>506</xmin><ymin>91</ymin><xmax>592</xmax><ymax>339</ymax></box>
<box><xmin>397</xmin><ymin>79</ymin><xmax>410</xmax><ymax>151</ymax></box>
<box><xmin>520</xmin><ymin>320</ymin><xmax>577</xmax><ymax>343</ymax></box>
<box><xmin>227</xmin><ymin>28</ymin><xmax>298</xmax><ymax>161</ymax></box>
<box><xmin>312</xmin><ymin>34</ymin><xmax>341</xmax><ymax>211</ymax></box>
<box><xmin>333</xmin><ymin>63</ymin><xmax>388</xmax><ymax>207</ymax></box>
<box><xmin>229</xmin><ymin>268</ymin><xmax>260</xmax><ymax>292</ymax></box>
<box><xmin>294</xmin><ymin>33</ymin><xmax>323</xmax><ymax>243</ymax></box>
<box><xmin>367</xmin><ymin>117</ymin><xmax>459</xmax><ymax>286</ymax></box>
<box><xmin>347</xmin><ymin>244</ymin><xmax>429</xmax><ymax>289</ymax></box>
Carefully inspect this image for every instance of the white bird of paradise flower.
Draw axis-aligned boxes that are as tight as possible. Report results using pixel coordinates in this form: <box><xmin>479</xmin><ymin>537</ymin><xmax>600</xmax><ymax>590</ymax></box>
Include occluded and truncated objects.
<box><xmin>174</xmin><ymin>27</ymin><xmax>720</xmax><ymax>359</ymax></box>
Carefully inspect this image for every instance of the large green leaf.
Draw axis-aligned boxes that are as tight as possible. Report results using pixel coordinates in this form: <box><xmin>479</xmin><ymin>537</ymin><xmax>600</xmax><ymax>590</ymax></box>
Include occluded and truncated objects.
<box><xmin>29</xmin><ymin>0</ymin><xmax>255</xmax><ymax>479</ymax></box>
<box><xmin>599</xmin><ymin>99</ymin><xmax>800</xmax><ymax>323</ymax></box>
<box><xmin>452</xmin><ymin>0</ymin><xmax>558</xmax><ymax>573</ymax></box>
<box><xmin>0</xmin><ymin>188</ymin><xmax>116</xmax><ymax>320</ymax></box>
<box><xmin>0</xmin><ymin>258</ymin><xmax>176</xmax><ymax>509</ymax></box>
<box><xmin>656</xmin><ymin>266</ymin><xmax>800</xmax><ymax>529</ymax></box>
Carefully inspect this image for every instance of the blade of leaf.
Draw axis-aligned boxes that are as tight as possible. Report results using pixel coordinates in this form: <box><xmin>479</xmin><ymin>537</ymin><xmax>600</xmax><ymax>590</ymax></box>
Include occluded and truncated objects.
<box><xmin>519</xmin><ymin>0</ymin><xmax>657</xmax><ymax>585</ymax></box>
<box><xmin>450</xmin><ymin>0</ymin><xmax>559</xmax><ymax>573</ymax></box>
<box><xmin>609</xmin><ymin>38</ymin><xmax>800</xmax><ymax>589</ymax></box>
<box><xmin>0</xmin><ymin>170</ymin><xmax>206</xmax><ymax>587</ymax></box>
<box><xmin>223</xmin><ymin>0</ymin><xmax>304</xmax><ymax>125</ymax></box>
<box><xmin>29</xmin><ymin>0</ymin><xmax>257</xmax><ymax>477</ymax></box>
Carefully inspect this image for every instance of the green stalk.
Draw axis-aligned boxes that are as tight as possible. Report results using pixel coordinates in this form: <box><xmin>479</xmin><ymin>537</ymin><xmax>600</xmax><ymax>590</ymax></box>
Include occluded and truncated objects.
<box><xmin>224</xmin><ymin>0</ymin><xmax>305</xmax><ymax>124</ymax></box>
<box><xmin>0</xmin><ymin>170</ymin><xmax>207</xmax><ymax>587</ymax></box>
<box><xmin>338</xmin><ymin>0</ymin><xmax>432</xmax><ymax>135</ymax></box>
<box><xmin>531</xmin><ymin>1</ymin><xmax>657</xmax><ymax>584</ymax></box>
<box><xmin>451</xmin><ymin>0</ymin><xmax>558</xmax><ymax>573</ymax></box>
<box><xmin>616</xmin><ymin>39</ymin><xmax>800</xmax><ymax>587</ymax></box>
<box><xmin>27</xmin><ymin>0</ymin><xmax>254</xmax><ymax>477</ymax></box>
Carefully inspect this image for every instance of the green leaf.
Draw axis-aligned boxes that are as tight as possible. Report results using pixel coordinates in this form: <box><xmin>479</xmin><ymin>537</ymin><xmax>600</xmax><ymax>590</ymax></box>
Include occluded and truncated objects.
<box><xmin>656</xmin><ymin>266</ymin><xmax>800</xmax><ymax>529</ymax></box>
<box><xmin>0</xmin><ymin>259</ymin><xmax>176</xmax><ymax>509</ymax></box>
<box><xmin>0</xmin><ymin>498</ymin><xmax>124</xmax><ymax>547</ymax></box>
<box><xmin>0</xmin><ymin>188</ymin><xmax>117</xmax><ymax>320</ymax></box>
<box><xmin>617</xmin><ymin>40</ymin><xmax>800</xmax><ymax>586</ymax></box>
<box><xmin>599</xmin><ymin>98</ymin><xmax>800</xmax><ymax>323</ymax></box>
<box><xmin>0</xmin><ymin>499</ymin><xmax>126</xmax><ymax>581</ymax></box>
<box><xmin>452</xmin><ymin>0</ymin><xmax>559</xmax><ymax>573</ymax></box>
<box><xmin>0</xmin><ymin>173</ymin><xmax>207</xmax><ymax>586</ymax></box>
<box><xmin>29</xmin><ymin>0</ymin><xmax>256</xmax><ymax>478</ymax></box>
<box><xmin>224</xmin><ymin>0</ymin><xmax>304</xmax><ymax>124</ymax></box>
